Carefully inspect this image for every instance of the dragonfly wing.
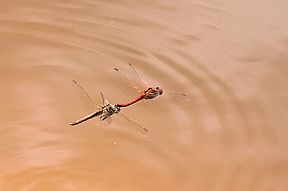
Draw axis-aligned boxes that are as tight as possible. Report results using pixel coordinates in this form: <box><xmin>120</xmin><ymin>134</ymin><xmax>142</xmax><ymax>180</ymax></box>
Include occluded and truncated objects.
<box><xmin>128</xmin><ymin>63</ymin><xmax>150</xmax><ymax>89</ymax></box>
<box><xmin>111</xmin><ymin>64</ymin><xmax>149</xmax><ymax>93</ymax></box>
<box><xmin>166</xmin><ymin>92</ymin><xmax>191</xmax><ymax>103</ymax></box>
<box><xmin>72</xmin><ymin>80</ymin><xmax>102</xmax><ymax>113</ymax></box>
<box><xmin>101</xmin><ymin>115</ymin><xmax>112</xmax><ymax>127</ymax></box>
<box><xmin>100</xmin><ymin>91</ymin><xmax>109</xmax><ymax>105</ymax></box>
<box><xmin>115</xmin><ymin>113</ymin><xmax>149</xmax><ymax>136</ymax></box>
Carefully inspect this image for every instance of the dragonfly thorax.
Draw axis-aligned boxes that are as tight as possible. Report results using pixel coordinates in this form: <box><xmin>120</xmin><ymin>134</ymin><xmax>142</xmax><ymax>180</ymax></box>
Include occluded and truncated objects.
<box><xmin>102</xmin><ymin>104</ymin><xmax>120</xmax><ymax>114</ymax></box>
<box><xmin>100</xmin><ymin>104</ymin><xmax>120</xmax><ymax>121</ymax></box>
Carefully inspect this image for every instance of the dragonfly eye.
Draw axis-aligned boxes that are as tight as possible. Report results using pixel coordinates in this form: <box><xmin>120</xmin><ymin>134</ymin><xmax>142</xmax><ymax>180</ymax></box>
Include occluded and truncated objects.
<box><xmin>155</xmin><ymin>87</ymin><xmax>163</xmax><ymax>95</ymax></box>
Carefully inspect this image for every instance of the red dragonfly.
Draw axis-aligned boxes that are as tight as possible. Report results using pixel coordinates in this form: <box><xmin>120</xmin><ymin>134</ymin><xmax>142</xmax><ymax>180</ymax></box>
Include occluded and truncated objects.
<box><xmin>113</xmin><ymin>63</ymin><xmax>190</xmax><ymax>108</ymax></box>
<box><xmin>69</xmin><ymin>80</ymin><xmax>148</xmax><ymax>136</ymax></box>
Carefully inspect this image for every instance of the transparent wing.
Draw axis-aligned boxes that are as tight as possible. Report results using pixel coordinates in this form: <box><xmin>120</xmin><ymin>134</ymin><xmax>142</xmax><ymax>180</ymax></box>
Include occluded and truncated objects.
<box><xmin>166</xmin><ymin>92</ymin><xmax>191</xmax><ymax>103</ymax></box>
<box><xmin>111</xmin><ymin>63</ymin><xmax>149</xmax><ymax>93</ymax></box>
<box><xmin>128</xmin><ymin>63</ymin><xmax>150</xmax><ymax>89</ymax></box>
<box><xmin>116</xmin><ymin>113</ymin><xmax>149</xmax><ymax>136</ymax></box>
<box><xmin>100</xmin><ymin>91</ymin><xmax>109</xmax><ymax>105</ymax></box>
<box><xmin>100</xmin><ymin>115</ymin><xmax>112</xmax><ymax>127</ymax></box>
<box><xmin>72</xmin><ymin>80</ymin><xmax>101</xmax><ymax>113</ymax></box>
<box><xmin>113</xmin><ymin>67</ymin><xmax>142</xmax><ymax>92</ymax></box>
<box><xmin>126</xmin><ymin>64</ymin><xmax>190</xmax><ymax>103</ymax></box>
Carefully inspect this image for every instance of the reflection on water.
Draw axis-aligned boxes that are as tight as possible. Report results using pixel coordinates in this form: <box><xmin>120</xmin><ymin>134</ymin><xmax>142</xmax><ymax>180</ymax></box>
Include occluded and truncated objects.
<box><xmin>0</xmin><ymin>0</ymin><xmax>288</xmax><ymax>190</ymax></box>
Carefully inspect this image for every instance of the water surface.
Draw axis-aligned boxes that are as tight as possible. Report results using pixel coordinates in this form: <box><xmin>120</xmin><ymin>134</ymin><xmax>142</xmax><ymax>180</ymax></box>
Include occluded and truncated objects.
<box><xmin>0</xmin><ymin>0</ymin><xmax>288</xmax><ymax>190</ymax></box>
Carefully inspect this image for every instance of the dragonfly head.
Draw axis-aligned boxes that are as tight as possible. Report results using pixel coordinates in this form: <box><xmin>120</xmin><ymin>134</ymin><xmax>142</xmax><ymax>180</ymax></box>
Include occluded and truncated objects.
<box><xmin>144</xmin><ymin>87</ymin><xmax>163</xmax><ymax>99</ymax></box>
<box><xmin>113</xmin><ymin>105</ymin><xmax>121</xmax><ymax>113</ymax></box>
<box><xmin>156</xmin><ymin>86</ymin><xmax>163</xmax><ymax>95</ymax></box>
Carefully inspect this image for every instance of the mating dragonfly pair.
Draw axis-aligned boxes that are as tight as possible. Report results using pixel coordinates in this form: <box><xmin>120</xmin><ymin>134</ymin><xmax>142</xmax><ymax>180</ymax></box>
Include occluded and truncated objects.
<box><xmin>69</xmin><ymin>64</ymin><xmax>189</xmax><ymax>136</ymax></box>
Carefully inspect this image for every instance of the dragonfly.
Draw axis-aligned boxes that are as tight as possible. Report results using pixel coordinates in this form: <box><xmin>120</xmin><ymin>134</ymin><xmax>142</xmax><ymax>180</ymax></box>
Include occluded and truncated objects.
<box><xmin>69</xmin><ymin>80</ymin><xmax>148</xmax><ymax>136</ymax></box>
<box><xmin>113</xmin><ymin>63</ymin><xmax>190</xmax><ymax>108</ymax></box>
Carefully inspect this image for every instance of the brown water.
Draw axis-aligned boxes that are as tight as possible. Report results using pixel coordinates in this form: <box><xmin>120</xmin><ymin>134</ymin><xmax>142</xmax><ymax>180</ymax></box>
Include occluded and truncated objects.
<box><xmin>1</xmin><ymin>0</ymin><xmax>288</xmax><ymax>190</ymax></box>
